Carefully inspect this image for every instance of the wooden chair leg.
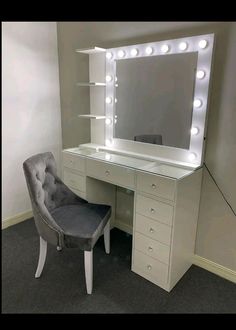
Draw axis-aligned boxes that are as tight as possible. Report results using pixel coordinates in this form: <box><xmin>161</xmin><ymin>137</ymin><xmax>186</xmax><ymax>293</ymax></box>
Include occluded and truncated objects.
<box><xmin>104</xmin><ymin>220</ymin><xmax>110</xmax><ymax>254</ymax></box>
<box><xmin>35</xmin><ymin>237</ymin><xmax>47</xmax><ymax>278</ymax></box>
<box><xmin>84</xmin><ymin>250</ymin><xmax>93</xmax><ymax>294</ymax></box>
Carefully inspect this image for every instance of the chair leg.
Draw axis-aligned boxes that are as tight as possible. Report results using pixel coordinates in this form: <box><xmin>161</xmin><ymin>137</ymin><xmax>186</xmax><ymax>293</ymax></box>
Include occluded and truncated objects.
<box><xmin>35</xmin><ymin>237</ymin><xmax>47</xmax><ymax>278</ymax></box>
<box><xmin>84</xmin><ymin>250</ymin><xmax>93</xmax><ymax>294</ymax></box>
<box><xmin>104</xmin><ymin>220</ymin><xmax>110</xmax><ymax>254</ymax></box>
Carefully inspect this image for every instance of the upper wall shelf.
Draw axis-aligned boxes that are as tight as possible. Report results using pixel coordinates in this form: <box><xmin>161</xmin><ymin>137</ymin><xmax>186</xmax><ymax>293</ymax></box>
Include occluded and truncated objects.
<box><xmin>78</xmin><ymin>115</ymin><xmax>106</xmax><ymax>119</ymax></box>
<box><xmin>76</xmin><ymin>82</ymin><xmax>106</xmax><ymax>87</ymax></box>
<box><xmin>75</xmin><ymin>47</ymin><xmax>106</xmax><ymax>54</ymax></box>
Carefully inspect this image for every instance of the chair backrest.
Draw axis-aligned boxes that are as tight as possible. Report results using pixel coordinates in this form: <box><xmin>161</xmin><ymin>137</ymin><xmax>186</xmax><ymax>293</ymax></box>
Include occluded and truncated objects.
<box><xmin>134</xmin><ymin>134</ymin><xmax>163</xmax><ymax>145</ymax></box>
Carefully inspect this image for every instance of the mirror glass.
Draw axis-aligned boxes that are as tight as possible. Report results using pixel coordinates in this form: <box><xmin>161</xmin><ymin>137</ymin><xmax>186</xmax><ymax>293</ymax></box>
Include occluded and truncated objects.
<box><xmin>114</xmin><ymin>52</ymin><xmax>198</xmax><ymax>149</ymax></box>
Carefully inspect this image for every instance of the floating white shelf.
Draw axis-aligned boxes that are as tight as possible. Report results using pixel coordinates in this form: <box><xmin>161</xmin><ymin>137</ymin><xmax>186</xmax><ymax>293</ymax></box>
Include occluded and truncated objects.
<box><xmin>78</xmin><ymin>115</ymin><xmax>106</xmax><ymax>119</ymax></box>
<box><xmin>76</xmin><ymin>82</ymin><xmax>106</xmax><ymax>87</ymax></box>
<box><xmin>75</xmin><ymin>47</ymin><xmax>106</xmax><ymax>54</ymax></box>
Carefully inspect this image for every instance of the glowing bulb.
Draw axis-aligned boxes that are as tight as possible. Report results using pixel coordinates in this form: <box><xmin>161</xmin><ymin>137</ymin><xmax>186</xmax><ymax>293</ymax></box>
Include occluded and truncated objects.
<box><xmin>161</xmin><ymin>44</ymin><xmax>170</xmax><ymax>53</ymax></box>
<box><xmin>131</xmin><ymin>48</ymin><xmax>138</xmax><ymax>56</ymax></box>
<box><xmin>191</xmin><ymin>127</ymin><xmax>199</xmax><ymax>135</ymax></box>
<box><xmin>118</xmin><ymin>50</ymin><xmax>125</xmax><ymax>58</ymax></box>
<box><xmin>105</xmin><ymin>139</ymin><xmax>113</xmax><ymax>147</ymax></box>
<box><xmin>196</xmin><ymin>70</ymin><xmax>206</xmax><ymax>79</ymax></box>
<box><xmin>105</xmin><ymin>118</ymin><xmax>112</xmax><ymax>125</ymax></box>
<box><xmin>105</xmin><ymin>97</ymin><xmax>112</xmax><ymax>104</ymax></box>
<box><xmin>145</xmin><ymin>46</ymin><xmax>153</xmax><ymax>55</ymax></box>
<box><xmin>106</xmin><ymin>52</ymin><xmax>113</xmax><ymax>59</ymax></box>
<box><xmin>199</xmin><ymin>40</ymin><xmax>208</xmax><ymax>49</ymax></box>
<box><xmin>179</xmin><ymin>42</ymin><xmax>188</xmax><ymax>51</ymax></box>
<box><xmin>115</xmin><ymin>98</ymin><xmax>117</xmax><ymax>103</ymax></box>
<box><xmin>106</xmin><ymin>75</ymin><xmax>112</xmax><ymax>82</ymax></box>
<box><xmin>189</xmin><ymin>152</ymin><xmax>197</xmax><ymax>161</ymax></box>
<box><xmin>105</xmin><ymin>153</ymin><xmax>111</xmax><ymax>161</ymax></box>
<box><xmin>193</xmin><ymin>99</ymin><xmax>202</xmax><ymax>108</ymax></box>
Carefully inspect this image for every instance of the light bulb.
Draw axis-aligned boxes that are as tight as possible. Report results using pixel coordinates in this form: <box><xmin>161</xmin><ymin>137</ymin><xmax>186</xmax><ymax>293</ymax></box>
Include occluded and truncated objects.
<box><xmin>105</xmin><ymin>118</ymin><xmax>112</xmax><ymax>125</ymax></box>
<box><xmin>115</xmin><ymin>98</ymin><xmax>117</xmax><ymax>103</ymax></box>
<box><xmin>161</xmin><ymin>44</ymin><xmax>170</xmax><ymax>53</ymax></box>
<box><xmin>145</xmin><ymin>46</ymin><xmax>153</xmax><ymax>55</ymax></box>
<box><xmin>193</xmin><ymin>99</ymin><xmax>202</xmax><ymax>108</ymax></box>
<box><xmin>199</xmin><ymin>40</ymin><xmax>208</xmax><ymax>49</ymax></box>
<box><xmin>105</xmin><ymin>153</ymin><xmax>111</xmax><ymax>161</ymax></box>
<box><xmin>131</xmin><ymin>48</ymin><xmax>138</xmax><ymax>56</ymax></box>
<box><xmin>105</xmin><ymin>139</ymin><xmax>113</xmax><ymax>147</ymax></box>
<box><xmin>179</xmin><ymin>42</ymin><xmax>188</xmax><ymax>51</ymax></box>
<box><xmin>105</xmin><ymin>97</ymin><xmax>112</xmax><ymax>104</ymax></box>
<box><xmin>189</xmin><ymin>152</ymin><xmax>197</xmax><ymax>161</ymax></box>
<box><xmin>196</xmin><ymin>70</ymin><xmax>206</xmax><ymax>79</ymax></box>
<box><xmin>118</xmin><ymin>50</ymin><xmax>125</xmax><ymax>58</ymax></box>
<box><xmin>191</xmin><ymin>127</ymin><xmax>199</xmax><ymax>135</ymax></box>
<box><xmin>106</xmin><ymin>75</ymin><xmax>113</xmax><ymax>82</ymax></box>
<box><xmin>106</xmin><ymin>52</ymin><xmax>113</xmax><ymax>59</ymax></box>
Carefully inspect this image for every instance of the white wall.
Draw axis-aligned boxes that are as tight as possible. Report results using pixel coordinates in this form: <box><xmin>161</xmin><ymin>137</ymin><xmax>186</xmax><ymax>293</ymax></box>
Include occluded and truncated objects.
<box><xmin>2</xmin><ymin>22</ymin><xmax>62</xmax><ymax>221</ymax></box>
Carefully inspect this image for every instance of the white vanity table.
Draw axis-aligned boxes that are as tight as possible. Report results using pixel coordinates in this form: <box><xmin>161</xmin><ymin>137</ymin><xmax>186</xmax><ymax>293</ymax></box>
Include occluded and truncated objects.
<box><xmin>62</xmin><ymin>33</ymin><xmax>214</xmax><ymax>292</ymax></box>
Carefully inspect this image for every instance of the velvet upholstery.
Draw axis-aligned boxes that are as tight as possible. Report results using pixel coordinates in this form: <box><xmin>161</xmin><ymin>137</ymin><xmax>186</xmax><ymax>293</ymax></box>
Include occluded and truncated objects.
<box><xmin>23</xmin><ymin>152</ymin><xmax>111</xmax><ymax>250</ymax></box>
<box><xmin>134</xmin><ymin>134</ymin><xmax>163</xmax><ymax>145</ymax></box>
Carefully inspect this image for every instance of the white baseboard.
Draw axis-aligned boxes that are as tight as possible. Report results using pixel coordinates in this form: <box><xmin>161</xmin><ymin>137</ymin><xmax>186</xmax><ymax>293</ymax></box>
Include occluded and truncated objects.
<box><xmin>193</xmin><ymin>254</ymin><xmax>236</xmax><ymax>284</ymax></box>
<box><xmin>2</xmin><ymin>210</ymin><xmax>33</xmax><ymax>229</ymax></box>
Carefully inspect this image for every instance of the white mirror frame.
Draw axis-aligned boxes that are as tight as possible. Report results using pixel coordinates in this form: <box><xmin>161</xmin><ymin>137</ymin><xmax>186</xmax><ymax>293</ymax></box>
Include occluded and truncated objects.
<box><xmin>105</xmin><ymin>34</ymin><xmax>214</xmax><ymax>167</ymax></box>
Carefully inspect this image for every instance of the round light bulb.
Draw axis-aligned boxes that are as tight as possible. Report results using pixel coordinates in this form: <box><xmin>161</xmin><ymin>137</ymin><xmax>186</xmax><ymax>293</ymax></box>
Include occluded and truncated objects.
<box><xmin>106</xmin><ymin>52</ymin><xmax>113</xmax><ymax>60</ymax></box>
<box><xmin>118</xmin><ymin>50</ymin><xmax>125</xmax><ymax>58</ymax></box>
<box><xmin>145</xmin><ymin>46</ymin><xmax>153</xmax><ymax>55</ymax></box>
<box><xmin>105</xmin><ymin>139</ymin><xmax>113</xmax><ymax>147</ymax></box>
<box><xmin>191</xmin><ymin>127</ymin><xmax>199</xmax><ymax>135</ymax></box>
<box><xmin>105</xmin><ymin>118</ymin><xmax>112</xmax><ymax>125</ymax></box>
<box><xmin>189</xmin><ymin>152</ymin><xmax>197</xmax><ymax>161</ymax></box>
<box><xmin>115</xmin><ymin>98</ymin><xmax>117</xmax><ymax>103</ymax></box>
<box><xmin>131</xmin><ymin>48</ymin><xmax>138</xmax><ymax>56</ymax></box>
<box><xmin>196</xmin><ymin>70</ymin><xmax>206</xmax><ymax>79</ymax></box>
<box><xmin>161</xmin><ymin>44</ymin><xmax>170</xmax><ymax>53</ymax></box>
<box><xmin>105</xmin><ymin>153</ymin><xmax>111</xmax><ymax>161</ymax></box>
<box><xmin>105</xmin><ymin>97</ymin><xmax>112</xmax><ymax>104</ymax></box>
<box><xmin>199</xmin><ymin>39</ymin><xmax>208</xmax><ymax>49</ymax></box>
<box><xmin>179</xmin><ymin>42</ymin><xmax>188</xmax><ymax>51</ymax></box>
<box><xmin>193</xmin><ymin>99</ymin><xmax>202</xmax><ymax>108</ymax></box>
<box><xmin>106</xmin><ymin>75</ymin><xmax>113</xmax><ymax>82</ymax></box>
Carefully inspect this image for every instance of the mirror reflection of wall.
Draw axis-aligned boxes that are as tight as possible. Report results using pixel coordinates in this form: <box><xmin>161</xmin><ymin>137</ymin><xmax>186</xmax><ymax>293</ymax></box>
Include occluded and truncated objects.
<box><xmin>114</xmin><ymin>52</ymin><xmax>198</xmax><ymax>149</ymax></box>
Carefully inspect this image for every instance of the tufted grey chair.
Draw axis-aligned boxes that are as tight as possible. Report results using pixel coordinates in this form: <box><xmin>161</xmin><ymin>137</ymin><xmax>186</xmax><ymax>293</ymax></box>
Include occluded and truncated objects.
<box><xmin>134</xmin><ymin>134</ymin><xmax>163</xmax><ymax>145</ymax></box>
<box><xmin>23</xmin><ymin>152</ymin><xmax>111</xmax><ymax>294</ymax></box>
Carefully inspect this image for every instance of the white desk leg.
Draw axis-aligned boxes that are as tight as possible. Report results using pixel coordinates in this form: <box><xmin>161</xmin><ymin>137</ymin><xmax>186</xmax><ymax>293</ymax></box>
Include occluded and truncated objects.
<box><xmin>84</xmin><ymin>250</ymin><xmax>93</xmax><ymax>294</ymax></box>
<box><xmin>35</xmin><ymin>236</ymin><xmax>47</xmax><ymax>278</ymax></box>
<box><xmin>104</xmin><ymin>220</ymin><xmax>110</xmax><ymax>254</ymax></box>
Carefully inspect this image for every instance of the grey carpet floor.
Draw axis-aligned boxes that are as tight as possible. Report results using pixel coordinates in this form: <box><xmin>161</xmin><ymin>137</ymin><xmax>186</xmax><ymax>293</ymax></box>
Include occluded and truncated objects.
<box><xmin>2</xmin><ymin>218</ymin><xmax>236</xmax><ymax>314</ymax></box>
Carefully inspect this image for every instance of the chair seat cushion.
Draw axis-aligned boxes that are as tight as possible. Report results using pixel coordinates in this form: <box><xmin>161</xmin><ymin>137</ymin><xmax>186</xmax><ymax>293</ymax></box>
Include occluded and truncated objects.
<box><xmin>51</xmin><ymin>203</ymin><xmax>111</xmax><ymax>250</ymax></box>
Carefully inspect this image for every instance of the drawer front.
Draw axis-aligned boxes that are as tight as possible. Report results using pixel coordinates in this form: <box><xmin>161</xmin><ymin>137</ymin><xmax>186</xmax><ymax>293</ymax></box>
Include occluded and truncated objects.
<box><xmin>135</xmin><ymin>213</ymin><xmax>172</xmax><ymax>246</ymax></box>
<box><xmin>63</xmin><ymin>170</ymin><xmax>86</xmax><ymax>192</ymax></box>
<box><xmin>134</xmin><ymin>232</ymin><xmax>170</xmax><ymax>265</ymax></box>
<box><xmin>70</xmin><ymin>187</ymin><xmax>86</xmax><ymax>200</ymax></box>
<box><xmin>63</xmin><ymin>152</ymin><xmax>85</xmax><ymax>173</ymax></box>
<box><xmin>136</xmin><ymin>194</ymin><xmax>173</xmax><ymax>226</ymax></box>
<box><xmin>137</xmin><ymin>171</ymin><xmax>175</xmax><ymax>201</ymax></box>
<box><xmin>133</xmin><ymin>250</ymin><xmax>168</xmax><ymax>284</ymax></box>
<box><xmin>86</xmin><ymin>159</ymin><xmax>135</xmax><ymax>189</ymax></box>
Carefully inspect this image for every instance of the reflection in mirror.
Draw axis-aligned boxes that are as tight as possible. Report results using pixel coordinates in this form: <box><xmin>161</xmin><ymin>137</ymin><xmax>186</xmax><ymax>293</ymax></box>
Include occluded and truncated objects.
<box><xmin>114</xmin><ymin>53</ymin><xmax>198</xmax><ymax>149</ymax></box>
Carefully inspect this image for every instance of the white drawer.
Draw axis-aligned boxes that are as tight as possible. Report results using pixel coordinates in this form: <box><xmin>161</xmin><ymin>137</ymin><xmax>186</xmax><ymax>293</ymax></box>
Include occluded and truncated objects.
<box><xmin>63</xmin><ymin>170</ymin><xmax>86</xmax><ymax>192</ymax></box>
<box><xmin>134</xmin><ymin>232</ymin><xmax>170</xmax><ymax>265</ymax></box>
<box><xmin>136</xmin><ymin>194</ymin><xmax>173</xmax><ymax>226</ymax></box>
<box><xmin>137</xmin><ymin>171</ymin><xmax>175</xmax><ymax>201</ymax></box>
<box><xmin>135</xmin><ymin>213</ymin><xmax>172</xmax><ymax>246</ymax></box>
<box><xmin>63</xmin><ymin>152</ymin><xmax>85</xmax><ymax>173</ymax></box>
<box><xmin>86</xmin><ymin>159</ymin><xmax>135</xmax><ymax>189</ymax></box>
<box><xmin>70</xmin><ymin>187</ymin><xmax>86</xmax><ymax>200</ymax></box>
<box><xmin>133</xmin><ymin>250</ymin><xmax>168</xmax><ymax>284</ymax></box>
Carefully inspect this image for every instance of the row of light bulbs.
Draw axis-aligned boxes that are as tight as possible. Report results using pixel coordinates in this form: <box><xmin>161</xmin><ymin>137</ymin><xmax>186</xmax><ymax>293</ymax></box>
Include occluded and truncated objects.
<box><xmin>106</xmin><ymin>39</ymin><xmax>208</xmax><ymax>60</ymax></box>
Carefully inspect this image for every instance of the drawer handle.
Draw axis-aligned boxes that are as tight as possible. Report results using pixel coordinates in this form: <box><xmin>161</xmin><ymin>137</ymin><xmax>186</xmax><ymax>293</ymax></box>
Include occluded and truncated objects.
<box><xmin>147</xmin><ymin>265</ymin><xmax>152</xmax><ymax>270</ymax></box>
<box><xmin>149</xmin><ymin>228</ymin><xmax>154</xmax><ymax>233</ymax></box>
<box><xmin>151</xmin><ymin>183</ymin><xmax>157</xmax><ymax>189</ymax></box>
<box><xmin>148</xmin><ymin>246</ymin><xmax>153</xmax><ymax>252</ymax></box>
<box><xmin>105</xmin><ymin>170</ymin><xmax>110</xmax><ymax>176</ymax></box>
<box><xmin>150</xmin><ymin>208</ymin><xmax>155</xmax><ymax>214</ymax></box>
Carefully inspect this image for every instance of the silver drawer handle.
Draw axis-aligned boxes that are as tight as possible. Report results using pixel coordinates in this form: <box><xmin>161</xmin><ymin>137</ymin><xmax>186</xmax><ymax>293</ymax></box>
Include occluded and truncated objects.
<box><xmin>147</xmin><ymin>265</ymin><xmax>152</xmax><ymax>270</ymax></box>
<box><xmin>105</xmin><ymin>170</ymin><xmax>110</xmax><ymax>176</ymax></box>
<box><xmin>151</xmin><ymin>183</ymin><xmax>157</xmax><ymax>189</ymax></box>
<box><xmin>148</xmin><ymin>246</ymin><xmax>153</xmax><ymax>252</ymax></box>
<box><xmin>150</xmin><ymin>208</ymin><xmax>155</xmax><ymax>214</ymax></box>
<box><xmin>149</xmin><ymin>228</ymin><xmax>154</xmax><ymax>233</ymax></box>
